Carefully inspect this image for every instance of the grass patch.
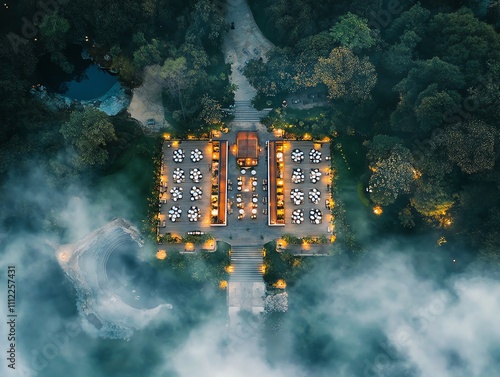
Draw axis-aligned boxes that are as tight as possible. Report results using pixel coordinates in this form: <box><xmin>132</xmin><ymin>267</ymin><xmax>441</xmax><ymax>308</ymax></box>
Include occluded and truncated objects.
<box><xmin>263</xmin><ymin>241</ymin><xmax>312</xmax><ymax>286</ymax></box>
<box><xmin>151</xmin><ymin>246</ymin><xmax>231</xmax><ymax>287</ymax></box>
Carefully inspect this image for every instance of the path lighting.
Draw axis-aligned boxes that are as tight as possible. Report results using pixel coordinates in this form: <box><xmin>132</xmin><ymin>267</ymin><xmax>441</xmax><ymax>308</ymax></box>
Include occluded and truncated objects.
<box><xmin>373</xmin><ymin>206</ymin><xmax>383</xmax><ymax>216</ymax></box>
<box><xmin>437</xmin><ymin>237</ymin><xmax>447</xmax><ymax>246</ymax></box>
<box><xmin>156</xmin><ymin>250</ymin><xmax>167</xmax><ymax>260</ymax></box>
<box><xmin>219</xmin><ymin>280</ymin><xmax>228</xmax><ymax>289</ymax></box>
<box><xmin>442</xmin><ymin>217</ymin><xmax>453</xmax><ymax>228</ymax></box>
<box><xmin>274</xmin><ymin>279</ymin><xmax>286</xmax><ymax>289</ymax></box>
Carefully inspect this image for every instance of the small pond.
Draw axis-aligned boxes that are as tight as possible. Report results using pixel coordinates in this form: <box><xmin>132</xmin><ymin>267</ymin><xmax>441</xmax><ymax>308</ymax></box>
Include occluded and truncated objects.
<box><xmin>38</xmin><ymin>44</ymin><xmax>118</xmax><ymax>101</ymax></box>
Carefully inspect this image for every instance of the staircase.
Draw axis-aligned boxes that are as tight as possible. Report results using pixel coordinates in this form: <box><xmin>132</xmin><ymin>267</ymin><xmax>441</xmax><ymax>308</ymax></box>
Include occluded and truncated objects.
<box><xmin>230</xmin><ymin>245</ymin><xmax>263</xmax><ymax>282</ymax></box>
<box><xmin>232</xmin><ymin>100</ymin><xmax>271</xmax><ymax>123</ymax></box>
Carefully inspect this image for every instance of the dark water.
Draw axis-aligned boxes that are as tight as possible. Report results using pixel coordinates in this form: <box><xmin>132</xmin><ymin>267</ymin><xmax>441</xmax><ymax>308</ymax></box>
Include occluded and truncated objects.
<box><xmin>38</xmin><ymin>44</ymin><xmax>118</xmax><ymax>101</ymax></box>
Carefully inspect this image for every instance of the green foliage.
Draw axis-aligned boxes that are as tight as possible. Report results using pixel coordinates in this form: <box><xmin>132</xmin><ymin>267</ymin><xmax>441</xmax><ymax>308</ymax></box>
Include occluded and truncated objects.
<box><xmin>133</xmin><ymin>39</ymin><xmax>163</xmax><ymax>69</ymax></box>
<box><xmin>384</xmin><ymin>3</ymin><xmax>431</xmax><ymax>43</ymax></box>
<box><xmin>186</xmin><ymin>0</ymin><xmax>228</xmax><ymax>49</ymax></box>
<box><xmin>428</xmin><ymin>8</ymin><xmax>500</xmax><ymax>82</ymax></box>
<box><xmin>381</xmin><ymin>31</ymin><xmax>421</xmax><ymax>75</ymax></box>
<box><xmin>329</xmin><ymin>12</ymin><xmax>376</xmax><ymax>50</ymax></box>
<box><xmin>398</xmin><ymin>206</ymin><xmax>415</xmax><ymax>228</ymax></box>
<box><xmin>263</xmin><ymin>242</ymin><xmax>311</xmax><ymax>285</ymax></box>
<box><xmin>411</xmin><ymin>179</ymin><xmax>455</xmax><ymax>219</ymax></box>
<box><xmin>366</xmin><ymin>135</ymin><xmax>403</xmax><ymax>162</ymax></box>
<box><xmin>39</xmin><ymin>14</ymin><xmax>72</xmax><ymax>73</ymax></box>
<box><xmin>294</xmin><ymin>32</ymin><xmax>338</xmax><ymax>87</ymax></box>
<box><xmin>60</xmin><ymin>108</ymin><xmax>117</xmax><ymax>169</ymax></box>
<box><xmin>391</xmin><ymin>58</ymin><xmax>465</xmax><ymax>133</ymax></box>
<box><xmin>369</xmin><ymin>145</ymin><xmax>415</xmax><ymax>206</ymax></box>
<box><xmin>153</xmin><ymin>248</ymin><xmax>230</xmax><ymax>285</ymax></box>
<box><xmin>199</xmin><ymin>95</ymin><xmax>224</xmax><ymax>128</ymax></box>
<box><xmin>314</xmin><ymin>47</ymin><xmax>377</xmax><ymax>101</ymax></box>
<box><xmin>438</xmin><ymin>117</ymin><xmax>498</xmax><ymax>174</ymax></box>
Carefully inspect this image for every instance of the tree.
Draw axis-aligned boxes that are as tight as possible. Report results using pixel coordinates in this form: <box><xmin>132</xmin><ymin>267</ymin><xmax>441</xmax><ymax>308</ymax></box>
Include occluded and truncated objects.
<box><xmin>39</xmin><ymin>14</ymin><xmax>72</xmax><ymax>73</ymax></box>
<box><xmin>245</xmin><ymin>47</ymin><xmax>297</xmax><ymax>96</ymax></box>
<box><xmin>199</xmin><ymin>95</ymin><xmax>224</xmax><ymax>128</ymax></box>
<box><xmin>314</xmin><ymin>47</ymin><xmax>377</xmax><ymax>101</ymax></box>
<box><xmin>414</xmin><ymin>89</ymin><xmax>461</xmax><ymax>132</ymax></box>
<box><xmin>160</xmin><ymin>57</ymin><xmax>190</xmax><ymax>120</ymax></box>
<box><xmin>381</xmin><ymin>31</ymin><xmax>420</xmax><ymax>75</ymax></box>
<box><xmin>391</xmin><ymin>57</ymin><xmax>465</xmax><ymax>133</ymax></box>
<box><xmin>385</xmin><ymin>3</ymin><xmax>431</xmax><ymax>43</ymax></box>
<box><xmin>186</xmin><ymin>0</ymin><xmax>227</xmax><ymax>48</ymax></box>
<box><xmin>133</xmin><ymin>39</ymin><xmax>163</xmax><ymax>69</ymax></box>
<box><xmin>366</xmin><ymin>135</ymin><xmax>403</xmax><ymax>162</ymax></box>
<box><xmin>294</xmin><ymin>32</ymin><xmax>338</xmax><ymax>88</ymax></box>
<box><xmin>369</xmin><ymin>145</ymin><xmax>416</xmax><ymax>206</ymax></box>
<box><xmin>329</xmin><ymin>12</ymin><xmax>376</xmax><ymax>50</ymax></box>
<box><xmin>60</xmin><ymin>108</ymin><xmax>117</xmax><ymax>169</ymax></box>
<box><xmin>439</xmin><ymin>117</ymin><xmax>498</xmax><ymax>174</ymax></box>
<box><xmin>411</xmin><ymin>179</ymin><xmax>454</xmax><ymax>220</ymax></box>
<box><xmin>428</xmin><ymin>8</ymin><xmax>500</xmax><ymax>81</ymax></box>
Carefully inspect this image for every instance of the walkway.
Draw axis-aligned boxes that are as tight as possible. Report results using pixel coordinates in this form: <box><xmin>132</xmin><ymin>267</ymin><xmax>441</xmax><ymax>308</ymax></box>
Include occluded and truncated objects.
<box><xmin>231</xmin><ymin>100</ymin><xmax>270</xmax><ymax>123</ymax></box>
<box><xmin>227</xmin><ymin>245</ymin><xmax>266</xmax><ymax>341</ymax></box>
<box><xmin>223</xmin><ymin>0</ymin><xmax>274</xmax><ymax>130</ymax></box>
<box><xmin>230</xmin><ymin>245</ymin><xmax>263</xmax><ymax>282</ymax></box>
<box><xmin>222</xmin><ymin>0</ymin><xmax>273</xmax><ymax>340</ymax></box>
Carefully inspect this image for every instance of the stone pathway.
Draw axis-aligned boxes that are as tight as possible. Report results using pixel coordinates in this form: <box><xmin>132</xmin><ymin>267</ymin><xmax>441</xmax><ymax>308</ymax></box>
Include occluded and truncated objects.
<box><xmin>223</xmin><ymin>0</ymin><xmax>274</xmax><ymax>130</ymax></box>
<box><xmin>222</xmin><ymin>0</ymin><xmax>275</xmax><ymax>338</ymax></box>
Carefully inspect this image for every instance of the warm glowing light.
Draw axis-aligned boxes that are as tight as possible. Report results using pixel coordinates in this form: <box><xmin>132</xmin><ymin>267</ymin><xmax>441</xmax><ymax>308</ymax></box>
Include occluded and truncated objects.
<box><xmin>260</xmin><ymin>265</ymin><xmax>266</xmax><ymax>274</ymax></box>
<box><xmin>412</xmin><ymin>168</ymin><xmax>422</xmax><ymax>180</ymax></box>
<box><xmin>163</xmin><ymin>133</ymin><xmax>171</xmax><ymax>140</ymax></box>
<box><xmin>156</xmin><ymin>250</ymin><xmax>167</xmax><ymax>260</ymax></box>
<box><xmin>277</xmin><ymin>239</ymin><xmax>287</xmax><ymax>250</ymax></box>
<box><xmin>303</xmin><ymin>133</ymin><xmax>312</xmax><ymax>140</ymax></box>
<box><xmin>219</xmin><ymin>280</ymin><xmax>228</xmax><ymax>289</ymax></box>
<box><xmin>437</xmin><ymin>237</ymin><xmax>447</xmax><ymax>246</ymax></box>
<box><xmin>203</xmin><ymin>239</ymin><xmax>215</xmax><ymax>251</ymax></box>
<box><xmin>330</xmin><ymin>235</ymin><xmax>336</xmax><ymax>243</ymax></box>
<box><xmin>442</xmin><ymin>218</ymin><xmax>453</xmax><ymax>228</ymax></box>
<box><xmin>185</xmin><ymin>242</ymin><xmax>195</xmax><ymax>251</ymax></box>
<box><xmin>225</xmin><ymin>265</ymin><xmax>234</xmax><ymax>273</ymax></box>
<box><xmin>273</xmin><ymin>129</ymin><xmax>284</xmax><ymax>137</ymax></box>
<box><xmin>373</xmin><ymin>206</ymin><xmax>383</xmax><ymax>216</ymax></box>
<box><xmin>274</xmin><ymin>279</ymin><xmax>287</xmax><ymax>289</ymax></box>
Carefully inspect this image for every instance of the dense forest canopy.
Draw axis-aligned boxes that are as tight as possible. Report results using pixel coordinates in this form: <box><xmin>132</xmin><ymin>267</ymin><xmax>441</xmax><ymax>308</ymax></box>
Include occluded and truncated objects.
<box><xmin>246</xmin><ymin>0</ymin><xmax>500</xmax><ymax>268</ymax></box>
